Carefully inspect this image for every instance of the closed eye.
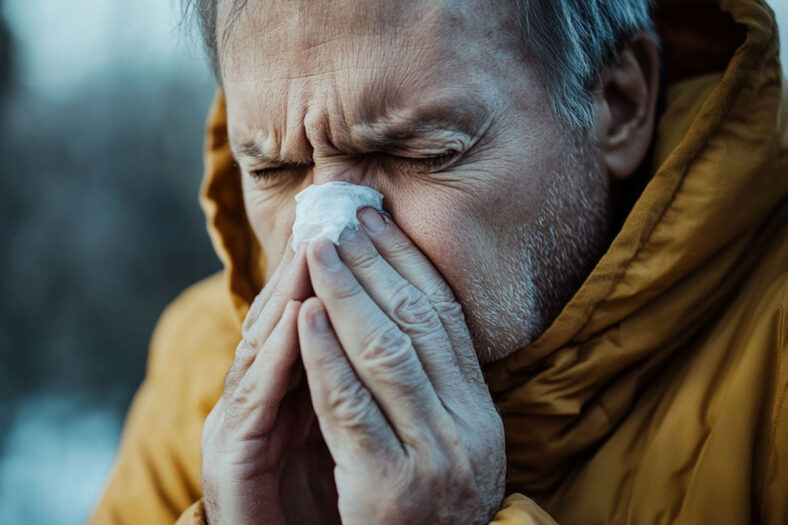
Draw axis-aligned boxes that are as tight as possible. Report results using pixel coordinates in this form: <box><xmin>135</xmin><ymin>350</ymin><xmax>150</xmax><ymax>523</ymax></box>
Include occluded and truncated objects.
<box><xmin>391</xmin><ymin>151</ymin><xmax>461</xmax><ymax>172</ymax></box>
<box><xmin>247</xmin><ymin>151</ymin><xmax>460</xmax><ymax>182</ymax></box>
<box><xmin>248</xmin><ymin>162</ymin><xmax>313</xmax><ymax>182</ymax></box>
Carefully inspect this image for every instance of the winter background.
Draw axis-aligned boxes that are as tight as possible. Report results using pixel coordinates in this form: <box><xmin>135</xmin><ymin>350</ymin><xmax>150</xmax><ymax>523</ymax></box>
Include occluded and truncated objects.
<box><xmin>0</xmin><ymin>1</ymin><xmax>786</xmax><ymax>523</ymax></box>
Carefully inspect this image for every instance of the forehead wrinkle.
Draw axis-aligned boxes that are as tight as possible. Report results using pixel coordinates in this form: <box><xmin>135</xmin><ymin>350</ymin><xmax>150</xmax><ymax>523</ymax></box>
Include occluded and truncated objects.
<box><xmin>230</xmin><ymin>81</ymin><xmax>313</xmax><ymax>164</ymax></box>
<box><xmin>231</xmin><ymin>126</ymin><xmax>312</xmax><ymax>165</ymax></box>
<box><xmin>230</xmin><ymin>135</ymin><xmax>278</xmax><ymax>163</ymax></box>
<box><xmin>224</xmin><ymin>0</ymin><xmax>505</xmax><ymax>163</ymax></box>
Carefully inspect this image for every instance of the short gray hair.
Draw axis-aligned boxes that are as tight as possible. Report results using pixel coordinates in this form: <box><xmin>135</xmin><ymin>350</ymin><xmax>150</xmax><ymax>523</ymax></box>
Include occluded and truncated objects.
<box><xmin>513</xmin><ymin>0</ymin><xmax>657</xmax><ymax>129</ymax></box>
<box><xmin>183</xmin><ymin>0</ymin><xmax>657</xmax><ymax>130</ymax></box>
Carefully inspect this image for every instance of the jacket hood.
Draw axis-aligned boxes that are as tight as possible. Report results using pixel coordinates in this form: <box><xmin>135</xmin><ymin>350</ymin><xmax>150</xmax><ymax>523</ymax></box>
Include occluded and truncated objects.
<box><xmin>199</xmin><ymin>0</ymin><xmax>788</xmax><ymax>496</ymax></box>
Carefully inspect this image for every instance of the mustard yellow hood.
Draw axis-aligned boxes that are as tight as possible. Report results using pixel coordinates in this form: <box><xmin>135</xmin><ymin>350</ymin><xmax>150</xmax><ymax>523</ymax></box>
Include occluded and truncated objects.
<box><xmin>199</xmin><ymin>0</ymin><xmax>788</xmax><ymax>499</ymax></box>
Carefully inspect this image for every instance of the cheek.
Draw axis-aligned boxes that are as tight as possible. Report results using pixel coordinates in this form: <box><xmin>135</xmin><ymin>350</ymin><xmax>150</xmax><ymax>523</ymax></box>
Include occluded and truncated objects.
<box><xmin>388</xmin><ymin>185</ymin><xmax>490</xmax><ymax>297</ymax></box>
<box><xmin>382</xmin><ymin>127</ymin><xmax>568</xmax><ymax>300</ymax></box>
<box><xmin>242</xmin><ymin>178</ymin><xmax>299</xmax><ymax>278</ymax></box>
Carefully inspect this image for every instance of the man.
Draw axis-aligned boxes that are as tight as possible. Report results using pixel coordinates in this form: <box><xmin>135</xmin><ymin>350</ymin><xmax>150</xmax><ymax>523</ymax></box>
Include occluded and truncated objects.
<box><xmin>92</xmin><ymin>0</ymin><xmax>788</xmax><ymax>523</ymax></box>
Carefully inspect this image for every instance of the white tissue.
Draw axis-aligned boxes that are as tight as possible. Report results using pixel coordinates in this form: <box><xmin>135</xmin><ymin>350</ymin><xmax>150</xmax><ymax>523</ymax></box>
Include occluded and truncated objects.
<box><xmin>291</xmin><ymin>181</ymin><xmax>384</xmax><ymax>250</ymax></box>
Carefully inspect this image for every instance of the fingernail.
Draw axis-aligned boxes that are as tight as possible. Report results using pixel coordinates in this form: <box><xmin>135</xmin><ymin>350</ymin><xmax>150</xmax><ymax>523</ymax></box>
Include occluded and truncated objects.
<box><xmin>359</xmin><ymin>207</ymin><xmax>386</xmax><ymax>234</ymax></box>
<box><xmin>315</xmin><ymin>240</ymin><xmax>342</xmax><ymax>270</ymax></box>
<box><xmin>308</xmin><ymin>305</ymin><xmax>329</xmax><ymax>333</ymax></box>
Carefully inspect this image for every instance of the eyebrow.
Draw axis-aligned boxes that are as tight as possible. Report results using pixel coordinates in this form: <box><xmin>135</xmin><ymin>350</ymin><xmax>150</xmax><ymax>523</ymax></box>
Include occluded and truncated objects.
<box><xmin>231</xmin><ymin>98</ymin><xmax>486</xmax><ymax>164</ymax></box>
<box><xmin>232</xmin><ymin>142</ymin><xmax>283</xmax><ymax>163</ymax></box>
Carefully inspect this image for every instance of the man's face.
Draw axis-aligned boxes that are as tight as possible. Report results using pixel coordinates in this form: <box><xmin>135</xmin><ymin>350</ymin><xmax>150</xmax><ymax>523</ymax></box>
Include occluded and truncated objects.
<box><xmin>220</xmin><ymin>0</ymin><xmax>614</xmax><ymax>362</ymax></box>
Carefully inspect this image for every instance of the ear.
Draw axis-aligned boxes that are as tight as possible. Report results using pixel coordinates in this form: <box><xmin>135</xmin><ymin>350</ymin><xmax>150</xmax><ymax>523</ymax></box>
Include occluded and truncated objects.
<box><xmin>592</xmin><ymin>33</ymin><xmax>660</xmax><ymax>181</ymax></box>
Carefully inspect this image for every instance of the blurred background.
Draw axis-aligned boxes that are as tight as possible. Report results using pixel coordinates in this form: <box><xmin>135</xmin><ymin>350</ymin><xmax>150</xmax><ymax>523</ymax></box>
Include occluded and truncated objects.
<box><xmin>0</xmin><ymin>1</ymin><xmax>786</xmax><ymax>524</ymax></box>
<box><xmin>0</xmin><ymin>0</ymin><xmax>217</xmax><ymax>523</ymax></box>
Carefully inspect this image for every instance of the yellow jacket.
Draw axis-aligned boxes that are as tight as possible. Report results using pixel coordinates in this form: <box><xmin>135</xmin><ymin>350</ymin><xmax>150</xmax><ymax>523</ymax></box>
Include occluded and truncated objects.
<box><xmin>91</xmin><ymin>0</ymin><xmax>788</xmax><ymax>522</ymax></box>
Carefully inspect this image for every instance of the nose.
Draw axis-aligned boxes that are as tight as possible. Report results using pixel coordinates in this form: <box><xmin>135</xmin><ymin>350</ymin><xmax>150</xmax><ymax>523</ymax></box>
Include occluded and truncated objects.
<box><xmin>311</xmin><ymin>160</ymin><xmax>359</xmax><ymax>185</ymax></box>
<box><xmin>303</xmin><ymin>107</ymin><xmax>385</xmax><ymax>192</ymax></box>
<box><xmin>308</xmin><ymin>156</ymin><xmax>394</xmax><ymax>218</ymax></box>
<box><xmin>310</xmin><ymin>155</ymin><xmax>382</xmax><ymax>191</ymax></box>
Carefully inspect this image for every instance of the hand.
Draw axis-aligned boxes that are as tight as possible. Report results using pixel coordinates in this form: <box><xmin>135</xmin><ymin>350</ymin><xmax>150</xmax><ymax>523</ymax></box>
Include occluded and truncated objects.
<box><xmin>297</xmin><ymin>208</ymin><xmax>506</xmax><ymax>524</ymax></box>
<box><xmin>200</xmin><ymin>245</ymin><xmax>338</xmax><ymax>525</ymax></box>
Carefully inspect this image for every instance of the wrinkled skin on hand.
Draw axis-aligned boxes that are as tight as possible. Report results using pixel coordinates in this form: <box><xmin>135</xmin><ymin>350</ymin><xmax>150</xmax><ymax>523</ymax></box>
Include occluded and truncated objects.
<box><xmin>205</xmin><ymin>0</ymin><xmax>661</xmax><ymax>519</ymax></box>
<box><xmin>201</xmin><ymin>209</ymin><xmax>506</xmax><ymax>524</ymax></box>
<box><xmin>200</xmin><ymin>244</ymin><xmax>339</xmax><ymax>525</ymax></box>
<box><xmin>297</xmin><ymin>208</ymin><xmax>506</xmax><ymax>524</ymax></box>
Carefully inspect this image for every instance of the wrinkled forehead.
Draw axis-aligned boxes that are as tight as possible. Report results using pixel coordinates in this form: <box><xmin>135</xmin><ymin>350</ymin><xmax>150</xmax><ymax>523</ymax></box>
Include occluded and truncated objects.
<box><xmin>217</xmin><ymin>0</ymin><xmax>520</xmax><ymax>82</ymax></box>
<box><xmin>217</xmin><ymin>0</ymin><xmax>525</xmax><ymax>158</ymax></box>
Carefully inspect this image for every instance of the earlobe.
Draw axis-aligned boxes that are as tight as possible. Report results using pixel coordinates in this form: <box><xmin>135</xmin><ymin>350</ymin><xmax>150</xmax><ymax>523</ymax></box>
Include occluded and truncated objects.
<box><xmin>593</xmin><ymin>33</ymin><xmax>660</xmax><ymax>181</ymax></box>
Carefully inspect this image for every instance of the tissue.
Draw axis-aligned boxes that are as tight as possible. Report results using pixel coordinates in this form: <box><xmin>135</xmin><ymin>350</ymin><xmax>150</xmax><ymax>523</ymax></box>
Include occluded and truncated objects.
<box><xmin>291</xmin><ymin>181</ymin><xmax>384</xmax><ymax>250</ymax></box>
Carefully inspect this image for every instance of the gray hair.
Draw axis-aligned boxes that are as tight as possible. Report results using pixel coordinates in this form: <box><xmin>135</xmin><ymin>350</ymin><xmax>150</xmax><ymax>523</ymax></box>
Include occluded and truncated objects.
<box><xmin>183</xmin><ymin>0</ymin><xmax>657</xmax><ymax>130</ymax></box>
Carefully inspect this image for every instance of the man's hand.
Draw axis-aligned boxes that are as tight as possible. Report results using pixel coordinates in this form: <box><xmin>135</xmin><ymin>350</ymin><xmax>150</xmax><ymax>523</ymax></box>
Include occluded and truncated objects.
<box><xmin>200</xmin><ymin>245</ymin><xmax>337</xmax><ymax>525</ymax></box>
<box><xmin>298</xmin><ymin>208</ymin><xmax>507</xmax><ymax>524</ymax></box>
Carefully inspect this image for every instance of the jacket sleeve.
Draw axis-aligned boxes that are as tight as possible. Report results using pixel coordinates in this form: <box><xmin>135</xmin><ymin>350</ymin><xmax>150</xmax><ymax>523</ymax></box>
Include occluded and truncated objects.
<box><xmin>89</xmin><ymin>274</ymin><xmax>238</xmax><ymax>525</ymax></box>
<box><xmin>489</xmin><ymin>494</ymin><xmax>558</xmax><ymax>524</ymax></box>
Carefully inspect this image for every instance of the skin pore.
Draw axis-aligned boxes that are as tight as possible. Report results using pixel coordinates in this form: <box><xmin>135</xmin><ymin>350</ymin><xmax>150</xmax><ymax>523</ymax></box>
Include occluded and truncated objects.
<box><xmin>219</xmin><ymin>0</ymin><xmax>657</xmax><ymax>362</ymax></box>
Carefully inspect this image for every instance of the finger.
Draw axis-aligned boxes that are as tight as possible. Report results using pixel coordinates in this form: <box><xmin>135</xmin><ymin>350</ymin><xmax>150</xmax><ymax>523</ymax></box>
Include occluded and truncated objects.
<box><xmin>226</xmin><ymin>243</ymin><xmax>300</xmax><ymax>393</ymax></box>
<box><xmin>298</xmin><ymin>298</ymin><xmax>400</xmax><ymax>460</ymax></box>
<box><xmin>223</xmin><ymin>300</ymin><xmax>302</xmax><ymax>447</ymax></box>
<box><xmin>242</xmin><ymin>242</ymin><xmax>308</xmax><ymax>339</ymax></box>
<box><xmin>242</xmin><ymin>239</ymin><xmax>297</xmax><ymax>334</ymax></box>
<box><xmin>306</xmin><ymin>239</ymin><xmax>449</xmax><ymax>443</ymax></box>
<box><xmin>357</xmin><ymin>207</ymin><xmax>483</xmax><ymax>385</ymax></box>
<box><xmin>335</xmin><ymin>226</ymin><xmax>466</xmax><ymax>403</ymax></box>
<box><xmin>252</xmin><ymin>244</ymin><xmax>313</xmax><ymax>340</ymax></box>
<box><xmin>201</xmin><ymin>396</ymin><xmax>224</xmax><ymax>450</ymax></box>
<box><xmin>225</xmin><ymin>245</ymin><xmax>311</xmax><ymax>395</ymax></box>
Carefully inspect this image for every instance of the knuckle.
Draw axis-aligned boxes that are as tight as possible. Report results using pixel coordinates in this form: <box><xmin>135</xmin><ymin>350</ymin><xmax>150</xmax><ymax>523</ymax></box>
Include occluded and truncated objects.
<box><xmin>222</xmin><ymin>369</ymin><xmax>234</xmax><ymax>393</ymax></box>
<box><xmin>331</xmin><ymin>275</ymin><xmax>364</xmax><ymax>302</ymax></box>
<box><xmin>222</xmin><ymin>366</ymin><xmax>241</xmax><ymax>395</ymax></box>
<box><xmin>390</xmin><ymin>283</ymin><xmax>437</xmax><ymax>328</ymax></box>
<box><xmin>234</xmin><ymin>338</ymin><xmax>259</xmax><ymax>364</ymax></box>
<box><xmin>359</xmin><ymin>325</ymin><xmax>415</xmax><ymax>372</ymax></box>
<box><xmin>228</xmin><ymin>371</ymin><xmax>273</xmax><ymax>414</ymax></box>
<box><xmin>424</xmin><ymin>278</ymin><xmax>457</xmax><ymax>304</ymax></box>
<box><xmin>386</xmin><ymin>236</ymin><xmax>413</xmax><ymax>258</ymax></box>
<box><xmin>342</xmin><ymin>243</ymin><xmax>380</xmax><ymax>271</ymax></box>
<box><xmin>223</xmin><ymin>341</ymin><xmax>258</xmax><ymax>393</ymax></box>
<box><xmin>310</xmin><ymin>343</ymin><xmax>344</xmax><ymax>372</ymax></box>
<box><xmin>432</xmin><ymin>299</ymin><xmax>465</xmax><ymax>323</ymax></box>
<box><xmin>327</xmin><ymin>375</ymin><xmax>376</xmax><ymax>428</ymax></box>
<box><xmin>241</xmin><ymin>291</ymin><xmax>267</xmax><ymax>333</ymax></box>
<box><xmin>266</xmin><ymin>284</ymin><xmax>288</xmax><ymax>309</ymax></box>
<box><xmin>231</xmin><ymin>372</ymin><xmax>256</xmax><ymax>403</ymax></box>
